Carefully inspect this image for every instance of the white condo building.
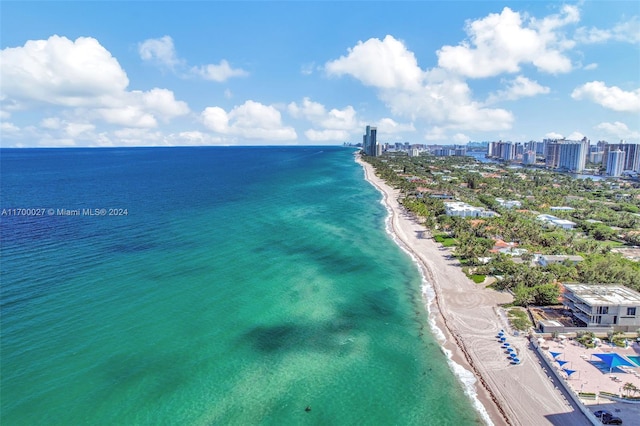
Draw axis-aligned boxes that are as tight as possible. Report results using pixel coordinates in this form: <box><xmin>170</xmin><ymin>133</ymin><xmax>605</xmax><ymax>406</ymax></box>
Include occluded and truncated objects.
<box><xmin>606</xmin><ymin>150</ymin><xmax>625</xmax><ymax>177</ymax></box>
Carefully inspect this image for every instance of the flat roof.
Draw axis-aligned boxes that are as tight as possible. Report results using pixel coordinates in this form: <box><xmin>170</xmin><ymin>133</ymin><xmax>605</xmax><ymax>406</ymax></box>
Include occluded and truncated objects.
<box><xmin>564</xmin><ymin>284</ymin><xmax>640</xmax><ymax>306</ymax></box>
<box><xmin>541</xmin><ymin>255</ymin><xmax>583</xmax><ymax>261</ymax></box>
<box><xmin>551</xmin><ymin>219</ymin><xmax>576</xmax><ymax>225</ymax></box>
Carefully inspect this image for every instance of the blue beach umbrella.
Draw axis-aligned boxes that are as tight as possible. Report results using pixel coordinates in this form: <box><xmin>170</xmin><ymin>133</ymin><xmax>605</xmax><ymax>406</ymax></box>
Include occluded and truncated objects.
<box><xmin>549</xmin><ymin>351</ymin><xmax>561</xmax><ymax>359</ymax></box>
<box><xmin>507</xmin><ymin>347</ymin><xmax>515</xmax><ymax>353</ymax></box>
<box><xmin>500</xmin><ymin>337</ymin><xmax>506</xmax><ymax>342</ymax></box>
<box><xmin>510</xmin><ymin>352</ymin><xmax>518</xmax><ymax>358</ymax></box>
<box><xmin>563</xmin><ymin>369</ymin><xmax>576</xmax><ymax>376</ymax></box>
<box><xmin>556</xmin><ymin>359</ymin><xmax>568</xmax><ymax>367</ymax></box>
<box><xmin>502</xmin><ymin>343</ymin><xmax>510</xmax><ymax>348</ymax></box>
<box><xmin>512</xmin><ymin>358</ymin><xmax>520</xmax><ymax>364</ymax></box>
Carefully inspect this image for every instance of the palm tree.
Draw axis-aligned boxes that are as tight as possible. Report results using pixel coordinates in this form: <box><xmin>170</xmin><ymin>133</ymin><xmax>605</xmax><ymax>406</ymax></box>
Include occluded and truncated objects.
<box><xmin>623</xmin><ymin>382</ymin><xmax>638</xmax><ymax>397</ymax></box>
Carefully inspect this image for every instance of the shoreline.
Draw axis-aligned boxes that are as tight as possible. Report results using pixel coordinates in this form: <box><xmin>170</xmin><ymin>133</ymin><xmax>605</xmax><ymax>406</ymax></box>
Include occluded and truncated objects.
<box><xmin>356</xmin><ymin>152</ymin><xmax>589</xmax><ymax>426</ymax></box>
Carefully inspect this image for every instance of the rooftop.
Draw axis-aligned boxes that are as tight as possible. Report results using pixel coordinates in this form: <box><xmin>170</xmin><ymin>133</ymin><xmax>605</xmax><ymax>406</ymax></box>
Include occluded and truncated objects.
<box><xmin>541</xmin><ymin>255</ymin><xmax>584</xmax><ymax>262</ymax></box>
<box><xmin>564</xmin><ymin>284</ymin><xmax>640</xmax><ymax>306</ymax></box>
<box><xmin>552</xmin><ymin>219</ymin><xmax>577</xmax><ymax>226</ymax></box>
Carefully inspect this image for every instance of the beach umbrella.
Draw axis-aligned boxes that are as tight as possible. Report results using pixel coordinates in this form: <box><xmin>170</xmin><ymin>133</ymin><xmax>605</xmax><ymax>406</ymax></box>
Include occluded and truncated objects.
<box><xmin>507</xmin><ymin>347</ymin><xmax>515</xmax><ymax>352</ymax></box>
<box><xmin>498</xmin><ymin>331</ymin><xmax>504</xmax><ymax>336</ymax></box>
<box><xmin>510</xmin><ymin>353</ymin><xmax>518</xmax><ymax>358</ymax></box>
<box><xmin>556</xmin><ymin>360</ymin><xmax>568</xmax><ymax>367</ymax></box>
<box><xmin>500</xmin><ymin>337</ymin><xmax>506</xmax><ymax>342</ymax></box>
<box><xmin>502</xmin><ymin>343</ymin><xmax>510</xmax><ymax>348</ymax></box>
<box><xmin>563</xmin><ymin>369</ymin><xmax>576</xmax><ymax>377</ymax></box>
<box><xmin>512</xmin><ymin>358</ymin><xmax>520</xmax><ymax>364</ymax></box>
<box><xmin>549</xmin><ymin>351</ymin><xmax>561</xmax><ymax>359</ymax></box>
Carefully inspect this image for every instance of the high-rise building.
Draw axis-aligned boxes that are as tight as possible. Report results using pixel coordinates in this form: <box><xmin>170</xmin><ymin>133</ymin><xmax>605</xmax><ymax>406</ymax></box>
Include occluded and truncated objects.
<box><xmin>589</xmin><ymin>151</ymin><xmax>603</xmax><ymax>164</ymax></box>
<box><xmin>363</xmin><ymin>125</ymin><xmax>378</xmax><ymax>156</ymax></box>
<box><xmin>558</xmin><ymin>139</ymin><xmax>588</xmax><ymax>173</ymax></box>
<box><xmin>601</xmin><ymin>142</ymin><xmax>640</xmax><ymax>172</ymax></box>
<box><xmin>606</xmin><ymin>150</ymin><xmax>625</xmax><ymax>177</ymax></box>
<box><xmin>545</xmin><ymin>140</ymin><xmax>561</xmax><ymax>169</ymax></box>
<box><xmin>488</xmin><ymin>141</ymin><xmax>516</xmax><ymax>161</ymax></box>
<box><xmin>544</xmin><ymin>138</ymin><xmax>589</xmax><ymax>172</ymax></box>
<box><xmin>522</xmin><ymin>150</ymin><xmax>536</xmax><ymax>165</ymax></box>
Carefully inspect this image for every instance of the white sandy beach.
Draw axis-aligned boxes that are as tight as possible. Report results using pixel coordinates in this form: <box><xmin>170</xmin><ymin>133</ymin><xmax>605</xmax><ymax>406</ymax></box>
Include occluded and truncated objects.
<box><xmin>357</xmin><ymin>153</ymin><xmax>590</xmax><ymax>426</ymax></box>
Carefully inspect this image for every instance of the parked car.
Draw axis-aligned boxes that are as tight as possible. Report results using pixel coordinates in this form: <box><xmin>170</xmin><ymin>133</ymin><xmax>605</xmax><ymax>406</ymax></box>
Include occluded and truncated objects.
<box><xmin>594</xmin><ymin>410</ymin><xmax>612</xmax><ymax>418</ymax></box>
<box><xmin>601</xmin><ymin>413</ymin><xmax>623</xmax><ymax>425</ymax></box>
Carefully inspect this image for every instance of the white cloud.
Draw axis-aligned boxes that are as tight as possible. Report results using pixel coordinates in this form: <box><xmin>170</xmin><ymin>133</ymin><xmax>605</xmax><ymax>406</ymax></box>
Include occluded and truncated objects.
<box><xmin>224</xmin><ymin>89</ymin><xmax>233</xmax><ymax>99</ymax></box>
<box><xmin>40</xmin><ymin>117</ymin><xmax>62</xmax><ymax>129</ymax></box>
<box><xmin>0</xmin><ymin>35</ymin><xmax>190</xmax><ymax>128</ymax></box>
<box><xmin>583</xmin><ymin>63</ymin><xmax>598</xmax><ymax>70</ymax></box>
<box><xmin>595</xmin><ymin>121</ymin><xmax>640</xmax><ymax>141</ymax></box>
<box><xmin>325</xmin><ymin>35</ymin><xmax>423</xmax><ymax>91</ymax></box>
<box><xmin>165</xmin><ymin>131</ymin><xmax>226</xmax><ymax>146</ymax></box>
<box><xmin>571</xmin><ymin>81</ymin><xmax>640</xmax><ymax>112</ymax></box>
<box><xmin>39</xmin><ymin>138</ymin><xmax>76</xmax><ymax>147</ymax></box>
<box><xmin>296</xmin><ymin>115</ymin><xmax>415</xmax><ymax>142</ymax></box>
<box><xmin>288</xmin><ymin>97</ymin><xmax>325</xmax><ymax>120</ymax></box>
<box><xmin>301</xmin><ymin>62</ymin><xmax>315</xmax><ymax>75</ymax></box>
<box><xmin>1</xmin><ymin>35</ymin><xmax>129</xmax><ymax>107</ymax></box>
<box><xmin>304</xmin><ymin>129</ymin><xmax>350</xmax><ymax>142</ymax></box>
<box><xmin>201</xmin><ymin>107</ymin><xmax>229</xmax><ymax>133</ymax></box>
<box><xmin>453</xmin><ymin>133</ymin><xmax>470</xmax><ymax>143</ymax></box>
<box><xmin>373</xmin><ymin>118</ymin><xmax>415</xmax><ymax>135</ymax></box>
<box><xmin>139</xmin><ymin>35</ymin><xmax>248</xmax><ymax>82</ymax></box>
<box><xmin>324</xmin><ymin>36</ymin><xmax>513</xmax><ymax>132</ymax></box>
<box><xmin>437</xmin><ymin>6</ymin><xmax>578</xmax><ymax>78</ymax></box>
<box><xmin>1</xmin><ymin>122</ymin><xmax>20</xmax><ymax>134</ymax></box>
<box><xmin>424</xmin><ymin>127</ymin><xmax>447</xmax><ymax>141</ymax></box>
<box><xmin>288</xmin><ymin>97</ymin><xmax>358</xmax><ymax>130</ymax></box>
<box><xmin>567</xmin><ymin>131</ymin><xmax>585</xmax><ymax>140</ymax></box>
<box><xmin>112</xmin><ymin>128</ymin><xmax>165</xmax><ymax>146</ymax></box>
<box><xmin>96</xmin><ymin>106</ymin><xmax>158</xmax><ymax>128</ymax></box>
<box><xmin>191</xmin><ymin>60</ymin><xmax>248</xmax><ymax>82</ymax></box>
<box><xmin>138</xmin><ymin>35</ymin><xmax>182</xmax><ymax>69</ymax></box>
<box><xmin>611</xmin><ymin>17</ymin><xmax>640</xmax><ymax>44</ymax></box>
<box><xmin>137</xmin><ymin>88</ymin><xmax>189</xmax><ymax>120</ymax></box>
<box><xmin>379</xmin><ymin>74</ymin><xmax>513</xmax><ymax>131</ymax></box>
<box><xmin>65</xmin><ymin>122</ymin><xmax>95</xmax><ymax>138</ymax></box>
<box><xmin>545</xmin><ymin>132</ymin><xmax>564</xmax><ymax>139</ymax></box>
<box><xmin>486</xmin><ymin>75</ymin><xmax>550</xmax><ymax>104</ymax></box>
<box><xmin>202</xmin><ymin>100</ymin><xmax>297</xmax><ymax>141</ymax></box>
<box><xmin>575</xmin><ymin>17</ymin><xmax>640</xmax><ymax>44</ymax></box>
<box><xmin>574</xmin><ymin>27</ymin><xmax>613</xmax><ymax>44</ymax></box>
<box><xmin>288</xmin><ymin>97</ymin><xmax>364</xmax><ymax>142</ymax></box>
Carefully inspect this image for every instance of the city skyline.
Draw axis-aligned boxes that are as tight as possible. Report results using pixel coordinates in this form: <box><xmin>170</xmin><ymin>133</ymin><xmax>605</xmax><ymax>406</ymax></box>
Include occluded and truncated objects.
<box><xmin>1</xmin><ymin>1</ymin><xmax>639</xmax><ymax>148</ymax></box>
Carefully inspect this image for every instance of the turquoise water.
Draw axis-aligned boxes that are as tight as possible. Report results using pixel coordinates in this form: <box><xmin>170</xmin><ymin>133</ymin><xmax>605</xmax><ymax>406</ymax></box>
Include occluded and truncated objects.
<box><xmin>628</xmin><ymin>356</ymin><xmax>640</xmax><ymax>367</ymax></box>
<box><xmin>1</xmin><ymin>147</ymin><xmax>481</xmax><ymax>425</ymax></box>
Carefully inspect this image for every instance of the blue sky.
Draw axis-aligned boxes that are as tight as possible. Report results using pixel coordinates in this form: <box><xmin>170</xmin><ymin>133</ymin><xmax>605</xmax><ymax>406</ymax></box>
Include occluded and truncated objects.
<box><xmin>1</xmin><ymin>1</ymin><xmax>638</xmax><ymax>147</ymax></box>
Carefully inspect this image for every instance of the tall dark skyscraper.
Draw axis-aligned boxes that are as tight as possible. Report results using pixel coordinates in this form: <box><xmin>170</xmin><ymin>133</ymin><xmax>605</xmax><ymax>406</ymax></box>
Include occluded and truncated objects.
<box><xmin>363</xmin><ymin>125</ymin><xmax>377</xmax><ymax>156</ymax></box>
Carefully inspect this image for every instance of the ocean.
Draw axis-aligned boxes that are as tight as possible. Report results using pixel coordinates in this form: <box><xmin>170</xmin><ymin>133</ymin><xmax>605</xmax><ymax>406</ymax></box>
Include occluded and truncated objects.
<box><xmin>0</xmin><ymin>146</ymin><xmax>481</xmax><ymax>425</ymax></box>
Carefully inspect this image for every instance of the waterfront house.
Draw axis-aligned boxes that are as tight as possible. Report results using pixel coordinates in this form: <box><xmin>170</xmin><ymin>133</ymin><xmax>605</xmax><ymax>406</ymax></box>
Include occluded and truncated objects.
<box><xmin>563</xmin><ymin>284</ymin><xmax>640</xmax><ymax>332</ymax></box>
